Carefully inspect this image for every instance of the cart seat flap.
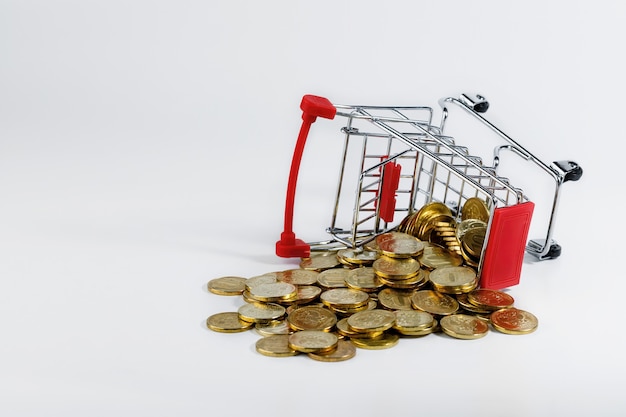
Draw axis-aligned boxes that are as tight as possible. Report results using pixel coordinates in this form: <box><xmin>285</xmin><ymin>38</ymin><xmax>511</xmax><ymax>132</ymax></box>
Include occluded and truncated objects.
<box><xmin>480</xmin><ymin>201</ymin><xmax>535</xmax><ymax>290</ymax></box>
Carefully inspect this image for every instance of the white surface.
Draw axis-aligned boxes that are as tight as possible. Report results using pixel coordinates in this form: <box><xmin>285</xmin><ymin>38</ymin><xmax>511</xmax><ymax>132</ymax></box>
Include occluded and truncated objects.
<box><xmin>0</xmin><ymin>1</ymin><xmax>623</xmax><ymax>416</ymax></box>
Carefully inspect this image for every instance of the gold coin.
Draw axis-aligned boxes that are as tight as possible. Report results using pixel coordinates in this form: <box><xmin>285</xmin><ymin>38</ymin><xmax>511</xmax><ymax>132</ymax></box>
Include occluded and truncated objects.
<box><xmin>440</xmin><ymin>314</ymin><xmax>489</xmax><ymax>340</ymax></box>
<box><xmin>456</xmin><ymin>293</ymin><xmax>493</xmax><ymax>314</ymax></box>
<box><xmin>255</xmin><ymin>334</ymin><xmax>299</xmax><ymax>357</ymax></box>
<box><xmin>316</xmin><ymin>268</ymin><xmax>350</xmax><ymax>289</ymax></box>
<box><xmin>275</xmin><ymin>269</ymin><xmax>320</xmax><ymax>286</ymax></box>
<box><xmin>329</xmin><ymin>299</ymin><xmax>377</xmax><ymax>316</ymax></box>
<box><xmin>456</xmin><ymin>219</ymin><xmax>487</xmax><ymax>241</ymax></box>
<box><xmin>413</xmin><ymin>202</ymin><xmax>453</xmax><ymax>240</ymax></box>
<box><xmin>462</xmin><ymin>227</ymin><xmax>486</xmax><ymax>258</ymax></box>
<box><xmin>237</xmin><ymin>302</ymin><xmax>286</xmax><ymax>323</ymax></box>
<box><xmin>376</xmin><ymin>232</ymin><xmax>425</xmax><ymax>258</ymax></box>
<box><xmin>418</xmin><ymin>244</ymin><xmax>463</xmax><ymax>269</ymax></box>
<box><xmin>308</xmin><ymin>339</ymin><xmax>356</xmax><ymax>362</ymax></box>
<box><xmin>377</xmin><ymin>288</ymin><xmax>415</xmax><ymax>310</ymax></box>
<box><xmin>345</xmin><ymin>267</ymin><xmax>384</xmax><ymax>292</ymax></box>
<box><xmin>411</xmin><ymin>290</ymin><xmax>459</xmax><ymax>316</ymax></box>
<box><xmin>335</xmin><ymin>317</ymin><xmax>384</xmax><ymax>339</ymax></box>
<box><xmin>394</xmin><ymin>319</ymin><xmax>439</xmax><ymax>337</ymax></box>
<box><xmin>337</xmin><ymin>248</ymin><xmax>379</xmax><ymax>266</ymax></box>
<box><xmin>429</xmin><ymin>266</ymin><xmax>478</xmax><ymax>294</ymax></box>
<box><xmin>373</xmin><ymin>256</ymin><xmax>420</xmax><ymax>280</ymax></box>
<box><xmin>320</xmin><ymin>288</ymin><xmax>370</xmax><ymax>309</ymax></box>
<box><xmin>247</xmin><ymin>282</ymin><xmax>298</xmax><ymax>303</ymax></box>
<box><xmin>255</xmin><ymin>320</ymin><xmax>293</xmax><ymax>336</ymax></box>
<box><xmin>299</xmin><ymin>253</ymin><xmax>341</xmax><ymax>271</ymax></box>
<box><xmin>462</xmin><ymin>197</ymin><xmax>490</xmax><ymax>222</ymax></box>
<box><xmin>490</xmin><ymin>308</ymin><xmax>538</xmax><ymax>335</ymax></box>
<box><xmin>245</xmin><ymin>274</ymin><xmax>278</xmax><ymax>292</ymax></box>
<box><xmin>206</xmin><ymin>312</ymin><xmax>254</xmax><ymax>333</ymax></box>
<box><xmin>288</xmin><ymin>330</ymin><xmax>338</xmax><ymax>353</ymax></box>
<box><xmin>287</xmin><ymin>305</ymin><xmax>337</xmax><ymax>332</ymax></box>
<box><xmin>291</xmin><ymin>285</ymin><xmax>322</xmax><ymax>304</ymax></box>
<box><xmin>377</xmin><ymin>270</ymin><xmax>427</xmax><ymax>290</ymax></box>
<box><xmin>207</xmin><ymin>276</ymin><xmax>248</xmax><ymax>296</ymax></box>
<box><xmin>392</xmin><ymin>310</ymin><xmax>435</xmax><ymax>332</ymax></box>
<box><xmin>350</xmin><ymin>333</ymin><xmax>399</xmax><ymax>350</ymax></box>
<box><xmin>468</xmin><ymin>289</ymin><xmax>515</xmax><ymax>310</ymax></box>
<box><xmin>347</xmin><ymin>309</ymin><xmax>396</xmax><ymax>333</ymax></box>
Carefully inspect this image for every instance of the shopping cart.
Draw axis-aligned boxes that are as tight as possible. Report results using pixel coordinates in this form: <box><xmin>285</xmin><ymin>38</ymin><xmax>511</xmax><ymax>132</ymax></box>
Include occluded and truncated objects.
<box><xmin>275</xmin><ymin>93</ymin><xmax>582</xmax><ymax>289</ymax></box>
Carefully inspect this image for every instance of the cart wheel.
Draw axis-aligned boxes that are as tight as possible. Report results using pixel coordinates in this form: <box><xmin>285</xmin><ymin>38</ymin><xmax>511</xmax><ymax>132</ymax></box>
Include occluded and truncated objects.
<box><xmin>460</xmin><ymin>93</ymin><xmax>489</xmax><ymax>113</ymax></box>
<box><xmin>545</xmin><ymin>242</ymin><xmax>562</xmax><ymax>259</ymax></box>
<box><xmin>473</xmin><ymin>98</ymin><xmax>489</xmax><ymax>113</ymax></box>
<box><xmin>553</xmin><ymin>160</ymin><xmax>583</xmax><ymax>182</ymax></box>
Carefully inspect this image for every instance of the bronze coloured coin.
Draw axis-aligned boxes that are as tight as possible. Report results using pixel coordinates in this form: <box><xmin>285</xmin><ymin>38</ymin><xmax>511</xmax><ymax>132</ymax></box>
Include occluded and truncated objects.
<box><xmin>468</xmin><ymin>289</ymin><xmax>515</xmax><ymax>310</ymax></box>
<box><xmin>490</xmin><ymin>308</ymin><xmax>538</xmax><ymax>335</ymax></box>
<box><xmin>207</xmin><ymin>276</ymin><xmax>248</xmax><ymax>296</ymax></box>
<box><xmin>207</xmin><ymin>312</ymin><xmax>254</xmax><ymax>333</ymax></box>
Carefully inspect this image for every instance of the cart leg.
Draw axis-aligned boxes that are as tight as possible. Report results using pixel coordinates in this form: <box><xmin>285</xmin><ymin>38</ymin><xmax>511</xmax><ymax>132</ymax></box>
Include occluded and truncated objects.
<box><xmin>276</xmin><ymin>95</ymin><xmax>336</xmax><ymax>258</ymax></box>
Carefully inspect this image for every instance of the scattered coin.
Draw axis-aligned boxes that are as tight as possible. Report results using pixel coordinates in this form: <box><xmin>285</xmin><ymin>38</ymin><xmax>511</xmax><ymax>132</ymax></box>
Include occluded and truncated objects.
<box><xmin>207</xmin><ymin>276</ymin><xmax>248</xmax><ymax>296</ymax></box>
<box><xmin>206</xmin><ymin>201</ymin><xmax>537</xmax><ymax>362</ymax></box>
<box><xmin>237</xmin><ymin>302</ymin><xmax>286</xmax><ymax>323</ymax></box>
<box><xmin>490</xmin><ymin>308</ymin><xmax>538</xmax><ymax>335</ymax></box>
<box><xmin>287</xmin><ymin>305</ymin><xmax>337</xmax><ymax>331</ymax></box>
<box><xmin>468</xmin><ymin>289</ymin><xmax>515</xmax><ymax>310</ymax></box>
<box><xmin>288</xmin><ymin>330</ymin><xmax>338</xmax><ymax>353</ymax></box>
<box><xmin>207</xmin><ymin>312</ymin><xmax>255</xmax><ymax>333</ymax></box>
<box><xmin>255</xmin><ymin>334</ymin><xmax>299</xmax><ymax>357</ymax></box>
<box><xmin>440</xmin><ymin>314</ymin><xmax>489</xmax><ymax>340</ymax></box>
<box><xmin>308</xmin><ymin>339</ymin><xmax>356</xmax><ymax>362</ymax></box>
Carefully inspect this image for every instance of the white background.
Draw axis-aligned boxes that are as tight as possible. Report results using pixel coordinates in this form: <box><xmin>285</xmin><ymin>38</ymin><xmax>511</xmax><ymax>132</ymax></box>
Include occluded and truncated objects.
<box><xmin>0</xmin><ymin>1</ymin><xmax>623</xmax><ymax>416</ymax></box>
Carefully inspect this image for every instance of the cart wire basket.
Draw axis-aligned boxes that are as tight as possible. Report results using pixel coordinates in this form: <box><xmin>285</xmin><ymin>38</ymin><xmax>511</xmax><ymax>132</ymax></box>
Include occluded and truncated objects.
<box><xmin>276</xmin><ymin>93</ymin><xmax>582</xmax><ymax>289</ymax></box>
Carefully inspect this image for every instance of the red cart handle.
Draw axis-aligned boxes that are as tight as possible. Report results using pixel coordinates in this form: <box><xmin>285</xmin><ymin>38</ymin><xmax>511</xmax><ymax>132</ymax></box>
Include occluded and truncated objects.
<box><xmin>276</xmin><ymin>95</ymin><xmax>336</xmax><ymax>258</ymax></box>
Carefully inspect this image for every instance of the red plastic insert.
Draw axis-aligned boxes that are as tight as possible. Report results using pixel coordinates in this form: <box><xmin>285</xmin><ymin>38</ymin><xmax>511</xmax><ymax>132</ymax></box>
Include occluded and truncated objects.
<box><xmin>480</xmin><ymin>201</ymin><xmax>535</xmax><ymax>289</ymax></box>
<box><xmin>378</xmin><ymin>162</ymin><xmax>401</xmax><ymax>223</ymax></box>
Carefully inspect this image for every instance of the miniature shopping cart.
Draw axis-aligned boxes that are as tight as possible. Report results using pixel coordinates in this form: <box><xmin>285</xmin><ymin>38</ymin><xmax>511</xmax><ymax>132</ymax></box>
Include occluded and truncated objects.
<box><xmin>275</xmin><ymin>93</ymin><xmax>582</xmax><ymax>289</ymax></box>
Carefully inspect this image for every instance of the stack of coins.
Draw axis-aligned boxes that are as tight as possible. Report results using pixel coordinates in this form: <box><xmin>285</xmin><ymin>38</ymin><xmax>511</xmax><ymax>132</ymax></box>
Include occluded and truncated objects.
<box><xmin>399</xmin><ymin>200</ymin><xmax>491</xmax><ymax>268</ymax></box>
<box><xmin>206</xmin><ymin>202</ymin><xmax>538</xmax><ymax>362</ymax></box>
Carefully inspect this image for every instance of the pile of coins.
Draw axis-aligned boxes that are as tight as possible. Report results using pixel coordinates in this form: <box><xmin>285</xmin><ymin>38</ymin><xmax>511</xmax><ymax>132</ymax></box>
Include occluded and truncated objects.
<box><xmin>206</xmin><ymin>201</ymin><xmax>538</xmax><ymax>362</ymax></box>
<box><xmin>397</xmin><ymin>198</ymin><xmax>489</xmax><ymax>267</ymax></box>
